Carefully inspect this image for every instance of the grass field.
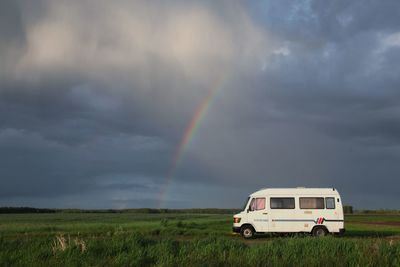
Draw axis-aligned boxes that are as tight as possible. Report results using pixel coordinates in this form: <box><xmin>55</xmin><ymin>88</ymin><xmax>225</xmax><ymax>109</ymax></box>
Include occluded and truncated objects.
<box><xmin>0</xmin><ymin>213</ymin><xmax>399</xmax><ymax>266</ymax></box>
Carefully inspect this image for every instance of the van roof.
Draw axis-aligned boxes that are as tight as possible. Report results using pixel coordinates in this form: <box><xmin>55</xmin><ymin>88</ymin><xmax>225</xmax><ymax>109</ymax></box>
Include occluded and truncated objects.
<box><xmin>250</xmin><ymin>187</ymin><xmax>340</xmax><ymax>197</ymax></box>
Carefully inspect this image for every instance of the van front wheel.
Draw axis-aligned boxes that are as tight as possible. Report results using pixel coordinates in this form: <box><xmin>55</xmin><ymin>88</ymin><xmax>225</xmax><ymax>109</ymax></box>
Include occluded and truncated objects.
<box><xmin>241</xmin><ymin>226</ymin><xmax>255</xmax><ymax>239</ymax></box>
<box><xmin>312</xmin><ymin>226</ymin><xmax>328</xmax><ymax>237</ymax></box>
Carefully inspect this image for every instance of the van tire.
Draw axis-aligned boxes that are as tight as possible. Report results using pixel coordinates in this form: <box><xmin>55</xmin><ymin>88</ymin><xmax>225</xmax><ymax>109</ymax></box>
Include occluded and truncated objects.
<box><xmin>240</xmin><ymin>225</ymin><xmax>255</xmax><ymax>239</ymax></box>
<box><xmin>312</xmin><ymin>226</ymin><xmax>328</xmax><ymax>237</ymax></box>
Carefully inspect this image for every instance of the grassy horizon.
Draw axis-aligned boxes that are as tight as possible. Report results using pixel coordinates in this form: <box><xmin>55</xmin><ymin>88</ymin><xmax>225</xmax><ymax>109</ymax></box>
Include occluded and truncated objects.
<box><xmin>0</xmin><ymin>213</ymin><xmax>399</xmax><ymax>266</ymax></box>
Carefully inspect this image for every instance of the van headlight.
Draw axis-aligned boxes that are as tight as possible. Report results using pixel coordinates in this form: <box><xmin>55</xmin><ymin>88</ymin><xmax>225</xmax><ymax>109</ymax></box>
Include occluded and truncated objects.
<box><xmin>233</xmin><ymin>217</ymin><xmax>241</xmax><ymax>223</ymax></box>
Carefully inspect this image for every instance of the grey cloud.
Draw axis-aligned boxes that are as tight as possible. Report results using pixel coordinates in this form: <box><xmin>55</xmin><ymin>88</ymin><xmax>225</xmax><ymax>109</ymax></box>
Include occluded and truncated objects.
<box><xmin>0</xmin><ymin>128</ymin><xmax>169</xmax><ymax>199</ymax></box>
<box><xmin>0</xmin><ymin>0</ymin><xmax>400</xmax><ymax>209</ymax></box>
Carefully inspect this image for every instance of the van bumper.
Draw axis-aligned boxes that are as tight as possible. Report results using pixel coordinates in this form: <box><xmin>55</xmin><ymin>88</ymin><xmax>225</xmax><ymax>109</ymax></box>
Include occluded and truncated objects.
<box><xmin>232</xmin><ymin>226</ymin><xmax>241</xmax><ymax>233</ymax></box>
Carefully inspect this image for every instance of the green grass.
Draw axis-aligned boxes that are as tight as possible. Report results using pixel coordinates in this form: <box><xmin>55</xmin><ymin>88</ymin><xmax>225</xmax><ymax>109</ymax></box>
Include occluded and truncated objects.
<box><xmin>0</xmin><ymin>213</ymin><xmax>399</xmax><ymax>266</ymax></box>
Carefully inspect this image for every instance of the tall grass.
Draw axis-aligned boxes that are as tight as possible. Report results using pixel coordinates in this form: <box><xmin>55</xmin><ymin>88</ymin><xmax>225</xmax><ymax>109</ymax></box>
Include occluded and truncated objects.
<box><xmin>0</xmin><ymin>234</ymin><xmax>399</xmax><ymax>266</ymax></box>
<box><xmin>0</xmin><ymin>213</ymin><xmax>399</xmax><ymax>266</ymax></box>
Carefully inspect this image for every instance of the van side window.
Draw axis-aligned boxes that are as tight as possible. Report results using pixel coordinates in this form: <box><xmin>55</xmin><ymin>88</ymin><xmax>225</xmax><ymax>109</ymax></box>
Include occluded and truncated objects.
<box><xmin>326</xmin><ymin>197</ymin><xmax>335</xmax><ymax>209</ymax></box>
<box><xmin>256</xmin><ymin>198</ymin><xmax>265</xmax><ymax>210</ymax></box>
<box><xmin>250</xmin><ymin>198</ymin><xmax>266</xmax><ymax>211</ymax></box>
<box><xmin>299</xmin><ymin>197</ymin><xmax>324</xmax><ymax>209</ymax></box>
<box><xmin>270</xmin><ymin>198</ymin><xmax>295</xmax><ymax>209</ymax></box>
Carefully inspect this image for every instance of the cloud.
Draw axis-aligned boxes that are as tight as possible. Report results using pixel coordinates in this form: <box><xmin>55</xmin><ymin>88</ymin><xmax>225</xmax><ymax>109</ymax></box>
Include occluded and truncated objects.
<box><xmin>0</xmin><ymin>0</ymin><xmax>400</xmax><ymax>209</ymax></box>
<box><xmin>1</xmin><ymin>0</ymin><xmax>271</xmax><ymax>140</ymax></box>
<box><xmin>8</xmin><ymin>1</ymin><xmax>268</xmax><ymax>85</ymax></box>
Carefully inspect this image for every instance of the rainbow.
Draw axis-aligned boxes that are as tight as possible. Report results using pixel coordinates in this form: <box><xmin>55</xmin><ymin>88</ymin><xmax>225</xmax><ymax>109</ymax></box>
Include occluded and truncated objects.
<box><xmin>157</xmin><ymin>74</ymin><xmax>228</xmax><ymax>208</ymax></box>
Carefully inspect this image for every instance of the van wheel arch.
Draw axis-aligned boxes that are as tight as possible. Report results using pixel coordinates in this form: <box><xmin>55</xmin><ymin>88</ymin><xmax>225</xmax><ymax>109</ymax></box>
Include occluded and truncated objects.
<box><xmin>311</xmin><ymin>225</ymin><xmax>329</xmax><ymax>237</ymax></box>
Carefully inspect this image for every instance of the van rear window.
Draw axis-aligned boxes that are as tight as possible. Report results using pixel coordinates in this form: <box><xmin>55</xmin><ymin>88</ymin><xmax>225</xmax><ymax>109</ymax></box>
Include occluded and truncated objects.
<box><xmin>300</xmin><ymin>197</ymin><xmax>324</xmax><ymax>209</ymax></box>
<box><xmin>270</xmin><ymin>198</ymin><xmax>295</xmax><ymax>209</ymax></box>
<box><xmin>326</xmin><ymin>197</ymin><xmax>335</xmax><ymax>209</ymax></box>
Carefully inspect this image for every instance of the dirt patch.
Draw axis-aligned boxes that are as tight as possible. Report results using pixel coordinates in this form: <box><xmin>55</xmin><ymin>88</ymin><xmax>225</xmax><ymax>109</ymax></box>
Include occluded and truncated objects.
<box><xmin>358</xmin><ymin>221</ymin><xmax>400</xmax><ymax>227</ymax></box>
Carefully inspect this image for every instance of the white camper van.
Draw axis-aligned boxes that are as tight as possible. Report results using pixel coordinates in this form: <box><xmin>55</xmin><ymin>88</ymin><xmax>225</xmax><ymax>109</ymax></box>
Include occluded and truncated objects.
<box><xmin>232</xmin><ymin>188</ymin><xmax>345</xmax><ymax>238</ymax></box>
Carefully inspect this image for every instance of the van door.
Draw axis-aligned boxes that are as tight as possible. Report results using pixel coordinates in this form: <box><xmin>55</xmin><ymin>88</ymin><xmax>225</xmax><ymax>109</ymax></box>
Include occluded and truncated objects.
<box><xmin>247</xmin><ymin>197</ymin><xmax>269</xmax><ymax>232</ymax></box>
<box><xmin>269</xmin><ymin>197</ymin><xmax>296</xmax><ymax>232</ymax></box>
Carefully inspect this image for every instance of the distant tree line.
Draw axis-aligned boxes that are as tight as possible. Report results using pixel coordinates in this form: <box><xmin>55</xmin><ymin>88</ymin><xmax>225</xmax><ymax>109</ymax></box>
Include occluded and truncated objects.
<box><xmin>0</xmin><ymin>207</ymin><xmax>240</xmax><ymax>214</ymax></box>
<box><xmin>60</xmin><ymin>208</ymin><xmax>242</xmax><ymax>214</ymax></box>
<box><xmin>343</xmin><ymin>205</ymin><xmax>353</xmax><ymax>214</ymax></box>
<box><xmin>0</xmin><ymin>207</ymin><xmax>56</xmax><ymax>213</ymax></box>
<box><xmin>1</xmin><ymin>206</ymin><xmax>398</xmax><ymax>215</ymax></box>
<box><xmin>343</xmin><ymin>206</ymin><xmax>400</xmax><ymax>215</ymax></box>
<box><xmin>354</xmin><ymin>209</ymin><xmax>400</xmax><ymax>215</ymax></box>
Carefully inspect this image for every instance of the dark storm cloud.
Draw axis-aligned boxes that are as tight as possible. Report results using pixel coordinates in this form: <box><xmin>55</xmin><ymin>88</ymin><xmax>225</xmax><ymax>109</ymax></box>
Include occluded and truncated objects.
<box><xmin>0</xmin><ymin>127</ymin><xmax>168</xmax><ymax>197</ymax></box>
<box><xmin>0</xmin><ymin>1</ymin><xmax>24</xmax><ymax>41</ymax></box>
<box><xmin>0</xmin><ymin>0</ymin><xmax>399</xmax><ymax>209</ymax></box>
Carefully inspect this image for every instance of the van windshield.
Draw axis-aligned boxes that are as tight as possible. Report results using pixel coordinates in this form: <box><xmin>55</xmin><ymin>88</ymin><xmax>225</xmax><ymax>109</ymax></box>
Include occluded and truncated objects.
<box><xmin>242</xmin><ymin>197</ymin><xmax>250</xmax><ymax>211</ymax></box>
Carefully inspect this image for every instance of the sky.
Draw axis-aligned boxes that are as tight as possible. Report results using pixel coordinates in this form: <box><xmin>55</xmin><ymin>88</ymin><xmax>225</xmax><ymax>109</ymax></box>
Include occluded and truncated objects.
<box><xmin>1</xmin><ymin>0</ymin><xmax>400</xmax><ymax>209</ymax></box>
